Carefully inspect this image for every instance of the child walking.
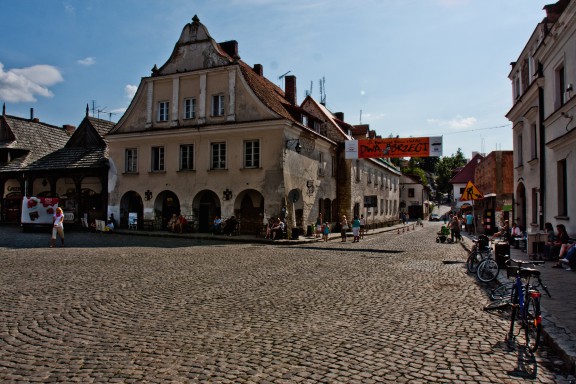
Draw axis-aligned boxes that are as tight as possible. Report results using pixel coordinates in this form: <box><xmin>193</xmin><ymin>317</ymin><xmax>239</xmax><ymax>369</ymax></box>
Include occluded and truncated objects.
<box><xmin>322</xmin><ymin>222</ymin><xmax>330</xmax><ymax>242</ymax></box>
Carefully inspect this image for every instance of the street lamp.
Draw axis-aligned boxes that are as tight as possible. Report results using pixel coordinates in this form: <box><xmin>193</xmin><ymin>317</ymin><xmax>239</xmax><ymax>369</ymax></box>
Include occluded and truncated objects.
<box><xmin>285</xmin><ymin>139</ymin><xmax>302</xmax><ymax>153</ymax></box>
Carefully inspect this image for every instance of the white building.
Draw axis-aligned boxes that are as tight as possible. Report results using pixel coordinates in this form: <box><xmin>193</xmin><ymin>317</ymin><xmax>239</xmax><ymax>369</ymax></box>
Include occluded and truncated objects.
<box><xmin>506</xmin><ymin>0</ymin><xmax>576</xmax><ymax>235</ymax></box>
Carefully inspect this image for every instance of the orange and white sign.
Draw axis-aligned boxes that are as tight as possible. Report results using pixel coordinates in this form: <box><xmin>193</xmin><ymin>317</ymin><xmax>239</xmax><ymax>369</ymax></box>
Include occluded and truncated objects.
<box><xmin>345</xmin><ymin>136</ymin><xmax>442</xmax><ymax>159</ymax></box>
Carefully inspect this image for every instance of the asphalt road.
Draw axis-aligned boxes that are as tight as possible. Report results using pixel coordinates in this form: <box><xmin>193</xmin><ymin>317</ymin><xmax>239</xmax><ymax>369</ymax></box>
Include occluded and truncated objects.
<box><xmin>0</xmin><ymin>224</ymin><xmax>573</xmax><ymax>383</ymax></box>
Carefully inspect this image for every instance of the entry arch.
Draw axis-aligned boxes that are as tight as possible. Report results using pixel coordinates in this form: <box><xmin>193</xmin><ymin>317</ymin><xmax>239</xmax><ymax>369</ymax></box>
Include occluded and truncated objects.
<box><xmin>234</xmin><ymin>189</ymin><xmax>264</xmax><ymax>235</ymax></box>
<box><xmin>193</xmin><ymin>190</ymin><xmax>221</xmax><ymax>233</ymax></box>
<box><xmin>120</xmin><ymin>191</ymin><xmax>144</xmax><ymax>229</ymax></box>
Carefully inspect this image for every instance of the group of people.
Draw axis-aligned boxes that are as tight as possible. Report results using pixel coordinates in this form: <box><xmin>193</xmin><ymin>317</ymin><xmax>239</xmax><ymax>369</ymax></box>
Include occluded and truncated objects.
<box><xmin>339</xmin><ymin>215</ymin><xmax>364</xmax><ymax>242</ymax></box>
<box><xmin>167</xmin><ymin>214</ymin><xmax>188</xmax><ymax>233</ymax></box>
<box><xmin>264</xmin><ymin>217</ymin><xmax>286</xmax><ymax>240</ymax></box>
<box><xmin>544</xmin><ymin>223</ymin><xmax>576</xmax><ymax>270</ymax></box>
<box><xmin>211</xmin><ymin>216</ymin><xmax>239</xmax><ymax>236</ymax></box>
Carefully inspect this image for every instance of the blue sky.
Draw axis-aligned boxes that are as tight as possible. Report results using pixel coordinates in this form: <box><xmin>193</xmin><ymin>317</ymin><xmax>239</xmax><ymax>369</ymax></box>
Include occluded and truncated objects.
<box><xmin>0</xmin><ymin>0</ymin><xmax>550</xmax><ymax>158</ymax></box>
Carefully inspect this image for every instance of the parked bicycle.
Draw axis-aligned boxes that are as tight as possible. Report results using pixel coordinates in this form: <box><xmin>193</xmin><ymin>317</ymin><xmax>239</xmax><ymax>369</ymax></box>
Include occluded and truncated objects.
<box><xmin>476</xmin><ymin>251</ymin><xmax>501</xmax><ymax>283</ymax></box>
<box><xmin>484</xmin><ymin>259</ymin><xmax>551</xmax><ymax>352</ymax></box>
<box><xmin>466</xmin><ymin>234</ymin><xmax>492</xmax><ymax>274</ymax></box>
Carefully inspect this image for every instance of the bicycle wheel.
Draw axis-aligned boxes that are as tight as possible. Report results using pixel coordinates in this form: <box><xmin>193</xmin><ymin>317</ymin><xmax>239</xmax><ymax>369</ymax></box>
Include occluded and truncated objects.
<box><xmin>476</xmin><ymin>258</ymin><xmax>500</xmax><ymax>283</ymax></box>
<box><xmin>524</xmin><ymin>295</ymin><xmax>542</xmax><ymax>352</ymax></box>
<box><xmin>466</xmin><ymin>251</ymin><xmax>482</xmax><ymax>273</ymax></box>
<box><xmin>490</xmin><ymin>282</ymin><xmax>513</xmax><ymax>301</ymax></box>
<box><xmin>483</xmin><ymin>297</ymin><xmax>510</xmax><ymax>311</ymax></box>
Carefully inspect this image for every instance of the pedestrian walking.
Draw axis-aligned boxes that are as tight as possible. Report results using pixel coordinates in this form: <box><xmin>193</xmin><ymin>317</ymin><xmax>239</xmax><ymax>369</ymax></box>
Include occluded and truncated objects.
<box><xmin>340</xmin><ymin>215</ymin><xmax>348</xmax><ymax>242</ymax></box>
<box><xmin>51</xmin><ymin>207</ymin><xmax>65</xmax><ymax>247</ymax></box>
<box><xmin>352</xmin><ymin>215</ymin><xmax>361</xmax><ymax>242</ymax></box>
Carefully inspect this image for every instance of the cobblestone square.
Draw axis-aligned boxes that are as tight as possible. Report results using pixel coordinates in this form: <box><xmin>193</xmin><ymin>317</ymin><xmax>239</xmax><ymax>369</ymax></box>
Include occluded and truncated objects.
<box><xmin>0</xmin><ymin>225</ymin><xmax>572</xmax><ymax>383</ymax></box>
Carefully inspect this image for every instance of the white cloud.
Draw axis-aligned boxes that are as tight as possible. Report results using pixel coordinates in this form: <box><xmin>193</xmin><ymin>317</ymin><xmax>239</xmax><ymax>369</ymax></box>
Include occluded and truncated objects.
<box><xmin>124</xmin><ymin>84</ymin><xmax>137</xmax><ymax>99</ymax></box>
<box><xmin>77</xmin><ymin>57</ymin><xmax>96</xmax><ymax>66</ymax></box>
<box><xmin>0</xmin><ymin>63</ymin><xmax>63</xmax><ymax>103</ymax></box>
<box><xmin>427</xmin><ymin>115</ymin><xmax>477</xmax><ymax>130</ymax></box>
<box><xmin>63</xmin><ymin>2</ymin><xmax>75</xmax><ymax>15</ymax></box>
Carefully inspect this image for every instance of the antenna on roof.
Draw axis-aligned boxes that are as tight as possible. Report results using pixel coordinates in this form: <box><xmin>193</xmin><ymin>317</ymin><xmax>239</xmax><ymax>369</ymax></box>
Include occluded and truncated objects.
<box><xmin>278</xmin><ymin>70</ymin><xmax>291</xmax><ymax>80</ymax></box>
<box><xmin>319</xmin><ymin>77</ymin><xmax>326</xmax><ymax>105</ymax></box>
<box><xmin>360</xmin><ymin>109</ymin><xmax>362</xmax><ymax>124</ymax></box>
<box><xmin>305</xmin><ymin>81</ymin><xmax>313</xmax><ymax>98</ymax></box>
<box><xmin>278</xmin><ymin>70</ymin><xmax>291</xmax><ymax>87</ymax></box>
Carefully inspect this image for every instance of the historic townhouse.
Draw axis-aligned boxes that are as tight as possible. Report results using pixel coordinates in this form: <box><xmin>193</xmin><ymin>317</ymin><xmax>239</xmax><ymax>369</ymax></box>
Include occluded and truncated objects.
<box><xmin>106</xmin><ymin>16</ymin><xmax>401</xmax><ymax>234</ymax></box>
<box><xmin>506</xmin><ymin>0</ymin><xmax>575</xmax><ymax>235</ymax></box>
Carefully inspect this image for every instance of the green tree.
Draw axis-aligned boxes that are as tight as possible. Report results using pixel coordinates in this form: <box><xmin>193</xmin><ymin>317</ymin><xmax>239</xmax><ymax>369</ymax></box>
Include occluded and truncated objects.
<box><xmin>435</xmin><ymin>148</ymin><xmax>468</xmax><ymax>197</ymax></box>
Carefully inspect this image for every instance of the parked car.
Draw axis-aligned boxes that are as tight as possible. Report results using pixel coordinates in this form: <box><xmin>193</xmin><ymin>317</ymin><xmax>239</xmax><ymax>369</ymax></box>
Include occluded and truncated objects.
<box><xmin>429</xmin><ymin>213</ymin><xmax>440</xmax><ymax>221</ymax></box>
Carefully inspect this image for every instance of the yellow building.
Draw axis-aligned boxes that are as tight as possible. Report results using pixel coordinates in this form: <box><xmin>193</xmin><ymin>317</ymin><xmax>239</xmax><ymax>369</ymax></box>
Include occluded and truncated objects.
<box><xmin>107</xmin><ymin>15</ymin><xmax>400</xmax><ymax>235</ymax></box>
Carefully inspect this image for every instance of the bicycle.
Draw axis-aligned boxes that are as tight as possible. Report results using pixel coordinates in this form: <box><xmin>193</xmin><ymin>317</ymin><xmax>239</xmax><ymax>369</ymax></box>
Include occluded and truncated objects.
<box><xmin>484</xmin><ymin>259</ymin><xmax>551</xmax><ymax>352</ymax></box>
<box><xmin>476</xmin><ymin>251</ymin><xmax>500</xmax><ymax>283</ymax></box>
<box><xmin>466</xmin><ymin>235</ymin><xmax>491</xmax><ymax>274</ymax></box>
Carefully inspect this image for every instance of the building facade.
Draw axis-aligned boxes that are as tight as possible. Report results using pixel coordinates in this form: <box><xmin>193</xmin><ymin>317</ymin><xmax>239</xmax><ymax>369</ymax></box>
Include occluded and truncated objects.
<box><xmin>0</xmin><ymin>107</ymin><xmax>113</xmax><ymax>226</ymax></box>
<box><xmin>106</xmin><ymin>16</ymin><xmax>401</xmax><ymax>234</ymax></box>
<box><xmin>506</xmin><ymin>0</ymin><xmax>575</xmax><ymax>235</ymax></box>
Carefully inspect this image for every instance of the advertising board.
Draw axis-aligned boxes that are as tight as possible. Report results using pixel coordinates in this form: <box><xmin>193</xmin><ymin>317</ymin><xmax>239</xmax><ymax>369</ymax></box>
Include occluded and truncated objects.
<box><xmin>21</xmin><ymin>196</ymin><xmax>59</xmax><ymax>225</ymax></box>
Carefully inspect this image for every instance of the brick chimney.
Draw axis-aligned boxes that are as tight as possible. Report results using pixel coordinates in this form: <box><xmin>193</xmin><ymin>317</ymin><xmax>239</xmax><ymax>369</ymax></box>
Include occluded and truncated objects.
<box><xmin>63</xmin><ymin>124</ymin><xmax>76</xmax><ymax>136</ymax></box>
<box><xmin>285</xmin><ymin>75</ymin><xmax>297</xmax><ymax>106</ymax></box>
<box><xmin>253</xmin><ymin>64</ymin><xmax>263</xmax><ymax>76</ymax></box>
<box><xmin>219</xmin><ymin>40</ymin><xmax>240</xmax><ymax>60</ymax></box>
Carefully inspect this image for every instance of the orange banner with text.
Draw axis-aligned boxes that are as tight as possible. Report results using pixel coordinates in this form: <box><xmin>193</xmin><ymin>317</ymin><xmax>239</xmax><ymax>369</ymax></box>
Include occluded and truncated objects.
<box><xmin>344</xmin><ymin>136</ymin><xmax>442</xmax><ymax>159</ymax></box>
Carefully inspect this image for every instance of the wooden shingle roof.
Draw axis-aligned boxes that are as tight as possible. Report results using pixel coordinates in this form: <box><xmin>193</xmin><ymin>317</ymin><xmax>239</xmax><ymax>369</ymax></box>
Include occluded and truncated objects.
<box><xmin>0</xmin><ymin>115</ymin><xmax>70</xmax><ymax>172</ymax></box>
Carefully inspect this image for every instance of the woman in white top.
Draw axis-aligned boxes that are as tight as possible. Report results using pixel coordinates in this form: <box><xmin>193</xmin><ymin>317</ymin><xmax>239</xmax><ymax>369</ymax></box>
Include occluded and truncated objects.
<box><xmin>51</xmin><ymin>207</ymin><xmax>65</xmax><ymax>247</ymax></box>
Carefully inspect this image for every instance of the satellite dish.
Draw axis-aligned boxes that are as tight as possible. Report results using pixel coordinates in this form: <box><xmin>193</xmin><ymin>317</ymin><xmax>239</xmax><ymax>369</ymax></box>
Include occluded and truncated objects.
<box><xmin>289</xmin><ymin>189</ymin><xmax>299</xmax><ymax>203</ymax></box>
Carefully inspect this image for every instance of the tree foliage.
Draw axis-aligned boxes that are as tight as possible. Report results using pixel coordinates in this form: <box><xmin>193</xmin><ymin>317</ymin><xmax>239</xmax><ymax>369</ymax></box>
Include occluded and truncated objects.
<box><xmin>434</xmin><ymin>148</ymin><xmax>468</xmax><ymax>196</ymax></box>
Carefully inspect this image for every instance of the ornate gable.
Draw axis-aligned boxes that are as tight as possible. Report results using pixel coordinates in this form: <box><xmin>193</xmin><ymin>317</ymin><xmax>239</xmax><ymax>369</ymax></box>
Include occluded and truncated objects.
<box><xmin>156</xmin><ymin>15</ymin><xmax>233</xmax><ymax>75</ymax></box>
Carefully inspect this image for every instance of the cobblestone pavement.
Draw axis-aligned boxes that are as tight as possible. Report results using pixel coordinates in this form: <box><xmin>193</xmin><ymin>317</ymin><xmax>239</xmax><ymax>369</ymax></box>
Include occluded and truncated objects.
<box><xmin>1</xmin><ymin>224</ymin><xmax>574</xmax><ymax>383</ymax></box>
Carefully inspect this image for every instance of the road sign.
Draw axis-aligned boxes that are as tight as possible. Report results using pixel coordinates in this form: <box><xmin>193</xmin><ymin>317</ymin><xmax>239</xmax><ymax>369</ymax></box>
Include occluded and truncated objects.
<box><xmin>460</xmin><ymin>180</ymin><xmax>484</xmax><ymax>201</ymax></box>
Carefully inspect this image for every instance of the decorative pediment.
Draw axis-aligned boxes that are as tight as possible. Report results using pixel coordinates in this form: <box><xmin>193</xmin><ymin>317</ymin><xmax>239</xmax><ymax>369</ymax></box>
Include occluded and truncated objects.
<box><xmin>157</xmin><ymin>15</ymin><xmax>232</xmax><ymax>75</ymax></box>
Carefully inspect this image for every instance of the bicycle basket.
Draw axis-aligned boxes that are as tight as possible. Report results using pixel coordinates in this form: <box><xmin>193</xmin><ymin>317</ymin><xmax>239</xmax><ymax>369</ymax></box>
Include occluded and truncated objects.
<box><xmin>506</xmin><ymin>266</ymin><xmax>519</xmax><ymax>279</ymax></box>
<box><xmin>478</xmin><ymin>235</ymin><xmax>490</xmax><ymax>250</ymax></box>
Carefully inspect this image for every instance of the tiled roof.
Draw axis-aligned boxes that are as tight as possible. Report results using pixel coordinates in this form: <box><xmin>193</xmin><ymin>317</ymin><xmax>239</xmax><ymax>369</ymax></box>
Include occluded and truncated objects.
<box><xmin>238</xmin><ymin>61</ymin><xmax>300</xmax><ymax>124</ymax></box>
<box><xmin>449</xmin><ymin>153</ymin><xmax>484</xmax><ymax>184</ymax></box>
<box><xmin>0</xmin><ymin>115</ymin><xmax>70</xmax><ymax>172</ymax></box>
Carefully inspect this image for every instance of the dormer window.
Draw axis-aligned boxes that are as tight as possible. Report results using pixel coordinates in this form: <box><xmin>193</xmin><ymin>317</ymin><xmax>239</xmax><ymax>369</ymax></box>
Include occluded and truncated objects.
<box><xmin>212</xmin><ymin>94</ymin><xmax>225</xmax><ymax>117</ymax></box>
<box><xmin>158</xmin><ymin>101</ymin><xmax>169</xmax><ymax>122</ymax></box>
<box><xmin>184</xmin><ymin>98</ymin><xmax>196</xmax><ymax>119</ymax></box>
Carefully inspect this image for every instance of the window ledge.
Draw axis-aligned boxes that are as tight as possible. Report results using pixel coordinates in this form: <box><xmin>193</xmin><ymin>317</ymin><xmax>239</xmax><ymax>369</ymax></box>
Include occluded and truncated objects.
<box><xmin>148</xmin><ymin>171</ymin><xmax>166</xmax><ymax>174</ymax></box>
<box><xmin>527</xmin><ymin>157</ymin><xmax>538</xmax><ymax>166</ymax></box>
<box><xmin>177</xmin><ymin>169</ymin><xmax>195</xmax><ymax>173</ymax></box>
<box><xmin>554</xmin><ymin>215</ymin><xmax>570</xmax><ymax>221</ymax></box>
<box><xmin>122</xmin><ymin>172</ymin><xmax>139</xmax><ymax>175</ymax></box>
<box><xmin>240</xmin><ymin>167</ymin><xmax>262</xmax><ymax>171</ymax></box>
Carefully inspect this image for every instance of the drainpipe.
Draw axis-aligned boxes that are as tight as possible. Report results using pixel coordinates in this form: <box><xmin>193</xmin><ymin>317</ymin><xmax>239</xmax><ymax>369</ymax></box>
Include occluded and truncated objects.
<box><xmin>538</xmin><ymin>86</ymin><xmax>545</xmax><ymax>231</ymax></box>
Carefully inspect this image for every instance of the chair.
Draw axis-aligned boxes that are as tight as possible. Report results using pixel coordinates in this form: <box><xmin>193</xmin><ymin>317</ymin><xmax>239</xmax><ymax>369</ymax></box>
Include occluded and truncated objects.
<box><xmin>128</xmin><ymin>217</ymin><xmax>137</xmax><ymax>230</ymax></box>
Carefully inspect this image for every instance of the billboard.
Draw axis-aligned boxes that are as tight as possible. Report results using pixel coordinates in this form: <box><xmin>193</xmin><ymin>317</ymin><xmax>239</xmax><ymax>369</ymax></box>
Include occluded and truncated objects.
<box><xmin>21</xmin><ymin>196</ymin><xmax>59</xmax><ymax>225</ymax></box>
<box><xmin>345</xmin><ymin>136</ymin><xmax>443</xmax><ymax>159</ymax></box>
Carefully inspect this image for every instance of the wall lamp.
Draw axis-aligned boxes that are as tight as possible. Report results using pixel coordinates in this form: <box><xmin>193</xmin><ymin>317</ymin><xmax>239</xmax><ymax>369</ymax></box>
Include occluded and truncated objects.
<box><xmin>285</xmin><ymin>139</ymin><xmax>302</xmax><ymax>153</ymax></box>
<box><xmin>223</xmin><ymin>188</ymin><xmax>232</xmax><ymax>201</ymax></box>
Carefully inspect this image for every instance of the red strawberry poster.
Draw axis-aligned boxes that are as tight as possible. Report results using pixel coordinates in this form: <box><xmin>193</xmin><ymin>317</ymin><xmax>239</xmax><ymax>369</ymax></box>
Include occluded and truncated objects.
<box><xmin>21</xmin><ymin>197</ymin><xmax>59</xmax><ymax>225</ymax></box>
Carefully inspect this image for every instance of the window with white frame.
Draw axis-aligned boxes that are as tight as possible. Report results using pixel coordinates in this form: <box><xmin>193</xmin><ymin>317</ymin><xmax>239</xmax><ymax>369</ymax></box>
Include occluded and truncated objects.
<box><xmin>158</xmin><ymin>101</ymin><xmax>169</xmax><ymax>122</ymax></box>
<box><xmin>125</xmin><ymin>148</ymin><xmax>138</xmax><ymax>173</ymax></box>
<box><xmin>211</xmin><ymin>142</ymin><xmax>226</xmax><ymax>169</ymax></box>
<box><xmin>211</xmin><ymin>94</ymin><xmax>225</xmax><ymax>117</ymax></box>
<box><xmin>151</xmin><ymin>146</ymin><xmax>165</xmax><ymax>172</ymax></box>
<box><xmin>180</xmin><ymin>144</ymin><xmax>194</xmax><ymax>171</ymax></box>
<box><xmin>183</xmin><ymin>98</ymin><xmax>196</xmax><ymax>119</ymax></box>
<box><xmin>244</xmin><ymin>140</ymin><xmax>260</xmax><ymax>168</ymax></box>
